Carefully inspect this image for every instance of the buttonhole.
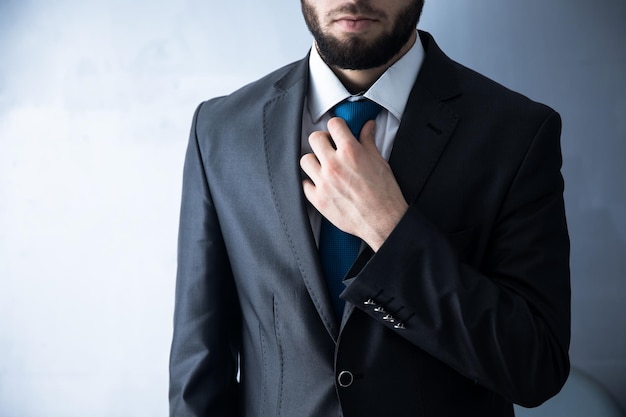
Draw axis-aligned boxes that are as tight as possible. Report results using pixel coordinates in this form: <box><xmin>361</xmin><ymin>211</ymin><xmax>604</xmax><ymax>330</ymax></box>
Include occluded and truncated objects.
<box><xmin>427</xmin><ymin>123</ymin><xmax>443</xmax><ymax>135</ymax></box>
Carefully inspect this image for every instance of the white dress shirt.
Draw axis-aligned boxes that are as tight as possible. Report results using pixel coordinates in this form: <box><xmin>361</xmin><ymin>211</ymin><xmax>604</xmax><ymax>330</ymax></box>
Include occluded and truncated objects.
<box><xmin>301</xmin><ymin>32</ymin><xmax>425</xmax><ymax>244</ymax></box>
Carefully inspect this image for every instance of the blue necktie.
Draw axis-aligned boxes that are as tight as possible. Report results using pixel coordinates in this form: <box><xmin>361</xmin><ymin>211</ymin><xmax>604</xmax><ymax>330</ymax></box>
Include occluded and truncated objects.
<box><xmin>319</xmin><ymin>98</ymin><xmax>382</xmax><ymax>318</ymax></box>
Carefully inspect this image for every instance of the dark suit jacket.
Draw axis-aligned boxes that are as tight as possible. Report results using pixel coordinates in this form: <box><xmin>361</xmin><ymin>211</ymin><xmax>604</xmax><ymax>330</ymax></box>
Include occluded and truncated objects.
<box><xmin>169</xmin><ymin>31</ymin><xmax>570</xmax><ymax>417</ymax></box>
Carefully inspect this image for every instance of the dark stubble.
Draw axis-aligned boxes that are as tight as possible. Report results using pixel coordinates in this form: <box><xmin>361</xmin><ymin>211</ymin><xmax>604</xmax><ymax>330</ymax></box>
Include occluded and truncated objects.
<box><xmin>301</xmin><ymin>0</ymin><xmax>424</xmax><ymax>70</ymax></box>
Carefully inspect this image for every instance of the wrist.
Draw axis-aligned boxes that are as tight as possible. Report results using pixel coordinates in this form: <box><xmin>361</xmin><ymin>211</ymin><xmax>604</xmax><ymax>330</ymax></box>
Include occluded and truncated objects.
<box><xmin>366</xmin><ymin>202</ymin><xmax>409</xmax><ymax>252</ymax></box>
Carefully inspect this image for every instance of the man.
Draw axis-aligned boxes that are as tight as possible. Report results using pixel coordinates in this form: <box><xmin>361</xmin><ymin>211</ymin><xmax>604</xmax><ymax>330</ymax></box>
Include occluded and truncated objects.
<box><xmin>169</xmin><ymin>0</ymin><xmax>571</xmax><ymax>416</ymax></box>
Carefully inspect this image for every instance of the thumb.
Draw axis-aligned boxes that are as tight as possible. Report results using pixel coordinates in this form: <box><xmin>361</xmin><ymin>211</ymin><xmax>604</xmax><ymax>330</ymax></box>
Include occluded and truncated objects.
<box><xmin>359</xmin><ymin>120</ymin><xmax>380</xmax><ymax>154</ymax></box>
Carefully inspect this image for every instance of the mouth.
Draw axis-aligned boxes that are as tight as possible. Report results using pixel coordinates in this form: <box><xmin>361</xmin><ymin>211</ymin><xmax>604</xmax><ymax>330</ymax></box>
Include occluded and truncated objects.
<box><xmin>333</xmin><ymin>15</ymin><xmax>378</xmax><ymax>31</ymax></box>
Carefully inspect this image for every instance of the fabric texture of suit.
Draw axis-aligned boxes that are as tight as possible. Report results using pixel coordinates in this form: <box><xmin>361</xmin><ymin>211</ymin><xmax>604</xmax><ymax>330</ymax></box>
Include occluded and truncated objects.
<box><xmin>169</xmin><ymin>31</ymin><xmax>571</xmax><ymax>417</ymax></box>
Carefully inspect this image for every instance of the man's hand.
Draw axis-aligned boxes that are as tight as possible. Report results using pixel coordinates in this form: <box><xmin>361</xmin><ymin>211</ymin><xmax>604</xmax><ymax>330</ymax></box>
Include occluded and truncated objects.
<box><xmin>300</xmin><ymin>117</ymin><xmax>408</xmax><ymax>252</ymax></box>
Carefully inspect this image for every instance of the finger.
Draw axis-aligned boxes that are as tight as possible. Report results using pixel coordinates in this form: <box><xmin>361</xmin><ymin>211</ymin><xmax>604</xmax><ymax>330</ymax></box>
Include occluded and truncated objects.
<box><xmin>308</xmin><ymin>130</ymin><xmax>336</xmax><ymax>156</ymax></box>
<box><xmin>327</xmin><ymin>117</ymin><xmax>357</xmax><ymax>148</ymax></box>
<box><xmin>300</xmin><ymin>153</ymin><xmax>321</xmax><ymax>182</ymax></box>
<box><xmin>359</xmin><ymin>120</ymin><xmax>379</xmax><ymax>154</ymax></box>
<box><xmin>302</xmin><ymin>178</ymin><xmax>320</xmax><ymax>207</ymax></box>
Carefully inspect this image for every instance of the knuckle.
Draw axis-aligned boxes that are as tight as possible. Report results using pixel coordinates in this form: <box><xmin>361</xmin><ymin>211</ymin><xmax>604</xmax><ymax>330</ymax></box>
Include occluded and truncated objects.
<box><xmin>322</xmin><ymin>159</ymin><xmax>341</xmax><ymax>176</ymax></box>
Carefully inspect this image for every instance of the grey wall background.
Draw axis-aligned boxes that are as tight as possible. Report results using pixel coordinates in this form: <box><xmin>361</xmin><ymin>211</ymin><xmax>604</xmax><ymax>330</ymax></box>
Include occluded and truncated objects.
<box><xmin>0</xmin><ymin>0</ymin><xmax>624</xmax><ymax>416</ymax></box>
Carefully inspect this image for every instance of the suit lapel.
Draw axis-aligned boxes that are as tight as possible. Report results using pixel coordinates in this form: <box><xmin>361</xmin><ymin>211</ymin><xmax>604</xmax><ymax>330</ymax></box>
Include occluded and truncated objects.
<box><xmin>263</xmin><ymin>58</ymin><xmax>340</xmax><ymax>341</ymax></box>
<box><xmin>389</xmin><ymin>31</ymin><xmax>461</xmax><ymax>205</ymax></box>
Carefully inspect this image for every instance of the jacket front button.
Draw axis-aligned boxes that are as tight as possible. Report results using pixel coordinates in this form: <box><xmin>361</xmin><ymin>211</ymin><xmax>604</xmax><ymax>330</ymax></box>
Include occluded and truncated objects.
<box><xmin>337</xmin><ymin>370</ymin><xmax>354</xmax><ymax>388</ymax></box>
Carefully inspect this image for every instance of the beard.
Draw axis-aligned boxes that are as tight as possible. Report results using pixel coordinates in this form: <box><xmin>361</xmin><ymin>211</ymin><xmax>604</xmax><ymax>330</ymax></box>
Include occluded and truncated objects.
<box><xmin>301</xmin><ymin>0</ymin><xmax>424</xmax><ymax>70</ymax></box>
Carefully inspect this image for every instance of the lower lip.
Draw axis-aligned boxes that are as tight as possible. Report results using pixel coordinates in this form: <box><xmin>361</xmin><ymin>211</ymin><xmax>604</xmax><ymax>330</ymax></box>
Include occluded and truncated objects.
<box><xmin>335</xmin><ymin>19</ymin><xmax>376</xmax><ymax>31</ymax></box>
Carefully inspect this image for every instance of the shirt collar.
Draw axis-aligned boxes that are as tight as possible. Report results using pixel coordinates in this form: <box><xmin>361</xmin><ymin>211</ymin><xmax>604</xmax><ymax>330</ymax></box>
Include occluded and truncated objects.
<box><xmin>307</xmin><ymin>31</ymin><xmax>425</xmax><ymax>123</ymax></box>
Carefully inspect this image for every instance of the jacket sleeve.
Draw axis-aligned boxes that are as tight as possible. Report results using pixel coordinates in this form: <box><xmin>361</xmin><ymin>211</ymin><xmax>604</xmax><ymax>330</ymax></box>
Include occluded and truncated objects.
<box><xmin>341</xmin><ymin>111</ymin><xmax>570</xmax><ymax>407</ymax></box>
<box><xmin>169</xmin><ymin>102</ymin><xmax>240</xmax><ymax>417</ymax></box>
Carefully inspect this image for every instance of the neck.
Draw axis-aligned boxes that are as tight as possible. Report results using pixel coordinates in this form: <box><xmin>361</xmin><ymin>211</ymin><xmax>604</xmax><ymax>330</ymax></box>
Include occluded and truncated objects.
<box><xmin>327</xmin><ymin>31</ymin><xmax>417</xmax><ymax>94</ymax></box>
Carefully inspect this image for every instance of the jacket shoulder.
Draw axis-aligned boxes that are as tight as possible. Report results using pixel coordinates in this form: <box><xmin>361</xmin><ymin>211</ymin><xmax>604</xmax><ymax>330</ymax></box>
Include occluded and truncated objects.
<box><xmin>197</xmin><ymin>58</ymin><xmax>308</xmax><ymax>124</ymax></box>
<box><xmin>459</xmin><ymin>63</ymin><xmax>554</xmax><ymax>113</ymax></box>
<box><xmin>418</xmin><ymin>31</ymin><xmax>557</xmax><ymax>123</ymax></box>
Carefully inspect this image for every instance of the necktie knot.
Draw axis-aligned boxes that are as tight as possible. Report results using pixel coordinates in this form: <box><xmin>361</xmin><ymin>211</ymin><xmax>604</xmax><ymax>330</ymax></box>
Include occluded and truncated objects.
<box><xmin>332</xmin><ymin>99</ymin><xmax>382</xmax><ymax>138</ymax></box>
